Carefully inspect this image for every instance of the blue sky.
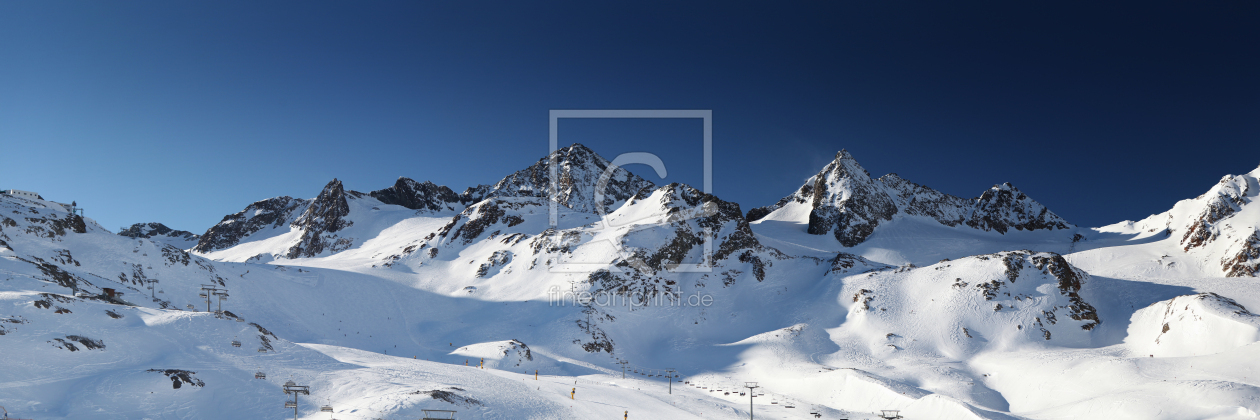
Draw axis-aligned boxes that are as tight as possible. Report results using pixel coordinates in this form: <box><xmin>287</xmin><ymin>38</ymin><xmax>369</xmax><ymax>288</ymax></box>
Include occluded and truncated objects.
<box><xmin>1</xmin><ymin>2</ymin><xmax>1257</xmax><ymax>233</ymax></box>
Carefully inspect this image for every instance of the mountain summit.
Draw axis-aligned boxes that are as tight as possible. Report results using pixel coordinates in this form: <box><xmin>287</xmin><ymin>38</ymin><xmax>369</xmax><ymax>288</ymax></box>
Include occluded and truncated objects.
<box><xmin>463</xmin><ymin>143</ymin><xmax>657</xmax><ymax>213</ymax></box>
<box><xmin>1100</xmin><ymin>164</ymin><xmax>1260</xmax><ymax>277</ymax></box>
<box><xmin>748</xmin><ymin>149</ymin><xmax>1071</xmax><ymax>246</ymax></box>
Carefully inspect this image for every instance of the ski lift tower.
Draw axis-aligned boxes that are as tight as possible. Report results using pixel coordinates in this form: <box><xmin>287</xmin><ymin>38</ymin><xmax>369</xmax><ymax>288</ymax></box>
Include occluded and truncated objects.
<box><xmin>213</xmin><ymin>289</ymin><xmax>229</xmax><ymax>316</ymax></box>
<box><xmin>879</xmin><ymin>410</ymin><xmax>903</xmax><ymax>419</ymax></box>
<box><xmin>145</xmin><ymin>279</ymin><xmax>159</xmax><ymax>300</ymax></box>
<box><xmin>282</xmin><ymin>380</ymin><xmax>310</xmax><ymax>420</ymax></box>
<box><xmin>198</xmin><ymin>285</ymin><xmax>223</xmax><ymax>312</ymax></box>
<box><xmin>744</xmin><ymin>382</ymin><xmax>759</xmax><ymax>420</ymax></box>
<box><xmin>665</xmin><ymin>368</ymin><xmax>676</xmax><ymax>394</ymax></box>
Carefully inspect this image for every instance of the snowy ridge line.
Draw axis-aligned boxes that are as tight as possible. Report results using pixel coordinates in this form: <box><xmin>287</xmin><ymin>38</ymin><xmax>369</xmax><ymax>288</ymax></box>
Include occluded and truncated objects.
<box><xmin>8</xmin><ymin>150</ymin><xmax>1260</xmax><ymax>419</ymax></box>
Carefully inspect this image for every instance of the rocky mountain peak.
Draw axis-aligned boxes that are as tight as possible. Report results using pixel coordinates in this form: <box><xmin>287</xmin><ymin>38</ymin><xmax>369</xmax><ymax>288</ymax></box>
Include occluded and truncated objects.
<box><xmin>283</xmin><ymin>178</ymin><xmax>361</xmax><ymax>259</ymax></box>
<box><xmin>293</xmin><ymin>179</ymin><xmax>352</xmax><ymax>233</ymax></box>
<box><xmin>801</xmin><ymin>150</ymin><xmax>898</xmax><ymax>246</ymax></box>
<box><xmin>480</xmin><ymin>143</ymin><xmax>656</xmax><ymax>214</ymax></box>
<box><xmin>967</xmin><ymin>182</ymin><xmax>1070</xmax><ymax>234</ymax></box>
<box><xmin>749</xmin><ymin>150</ymin><xmax>1072</xmax><ymax>247</ymax></box>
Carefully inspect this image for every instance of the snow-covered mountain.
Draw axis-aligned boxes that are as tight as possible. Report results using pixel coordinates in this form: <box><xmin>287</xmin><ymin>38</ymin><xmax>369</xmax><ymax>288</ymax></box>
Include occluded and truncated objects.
<box><xmin>6</xmin><ymin>145</ymin><xmax>1260</xmax><ymax>420</ymax></box>
<box><xmin>460</xmin><ymin>143</ymin><xmax>657</xmax><ymax>214</ymax></box>
<box><xmin>1097</xmin><ymin>165</ymin><xmax>1260</xmax><ymax>277</ymax></box>
<box><xmin>192</xmin><ymin>143</ymin><xmax>655</xmax><ymax>263</ymax></box>
<box><xmin>117</xmin><ymin>222</ymin><xmax>201</xmax><ymax>249</ymax></box>
<box><xmin>748</xmin><ymin>150</ymin><xmax>1072</xmax><ymax>247</ymax></box>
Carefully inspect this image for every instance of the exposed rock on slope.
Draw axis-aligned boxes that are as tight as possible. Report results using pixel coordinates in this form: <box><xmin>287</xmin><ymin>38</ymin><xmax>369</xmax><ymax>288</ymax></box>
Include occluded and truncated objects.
<box><xmin>587</xmin><ymin>183</ymin><xmax>788</xmax><ymax>300</ymax></box>
<box><xmin>1127</xmin><ymin>293</ymin><xmax>1260</xmax><ymax>357</ymax></box>
<box><xmin>967</xmin><ymin>183</ymin><xmax>1071</xmax><ymax>233</ymax></box>
<box><xmin>118</xmin><ymin>222</ymin><xmax>201</xmax><ymax>248</ymax></box>
<box><xmin>836</xmin><ymin>250</ymin><xmax>1100</xmax><ymax>357</ymax></box>
<box><xmin>1100</xmin><ymin>165</ymin><xmax>1260</xmax><ymax>277</ymax></box>
<box><xmin>369</xmin><ymin>177</ymin><xmax>463</xmax><ymax>213</ymax></box>
<box><xmin>748</xmin><ymin>150</ymin><xmax>1071</xmax><ymax>246</ymax></box>
<box><xmin>193</xmin><ymin>196</ymin><xmax>308</xmax><ymax>253</ymax></box>
<box><xmin>475</xmin><ymin>143</ymin><xmax>656</xmax><ymax>214</ymax></box>
<box><xmin>287</xmin><ymin>179</ymin><xmax>357</xmax><ymax>258</ymax></box>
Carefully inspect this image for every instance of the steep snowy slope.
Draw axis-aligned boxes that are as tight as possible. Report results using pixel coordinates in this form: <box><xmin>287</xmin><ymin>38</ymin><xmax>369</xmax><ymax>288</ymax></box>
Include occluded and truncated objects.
<box><xmin>1092</xmin><ymin>165</ymin><xmax>1260</xmax><ymax>277</ymax></box>
<box><xmin>748</xmin><ymin>150</ymin><xmax>1072</xmax><ymax>247</ymax></box>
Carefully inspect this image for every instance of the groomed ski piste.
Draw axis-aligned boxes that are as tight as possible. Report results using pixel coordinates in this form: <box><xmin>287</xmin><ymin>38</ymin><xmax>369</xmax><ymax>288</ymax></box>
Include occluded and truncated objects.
<box><xmin>2</xmin><ymin>145</ymin><xmax>1260</xmax><ymax>419</ymax></box>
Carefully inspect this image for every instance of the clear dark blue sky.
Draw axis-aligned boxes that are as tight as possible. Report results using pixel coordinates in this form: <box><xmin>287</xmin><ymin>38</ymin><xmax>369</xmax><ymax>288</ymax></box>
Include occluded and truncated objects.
<box><xmin>2</xmin><ymin>2</ymin><xmax>1257</xmax><ymax>233</ymax></box>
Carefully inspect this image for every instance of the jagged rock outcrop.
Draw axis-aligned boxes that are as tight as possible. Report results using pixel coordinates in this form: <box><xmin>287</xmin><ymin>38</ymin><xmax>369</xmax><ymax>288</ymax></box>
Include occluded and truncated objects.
<box><xmin>587</xmin><ymin>183</ymin><xmax>788</xmax><ymax>300</ymax></box>
<box><xmin>474</xmin><ymin>143</ymin><xmax>656</xmax><ymax>213</ymax></box>
<box><xmin>118</xmin><ymin>223</ymin><xmax>199</xmax><ymax>241</ymax></box>
<box><xmin>118</xmin><ymin>222</ymin><xmax>201</xmax><ymax>248</ymax></box>
<box><xmin>748</xmin><ymin>150</ymin><xmax>1071</xmax><ymax>247</ymax></box>
<box><xmin>967</xmin><ymin>183</ymin><xmax>1072</xmax><ymax>234</ymax></box>
<box><xmin>194</xmin><ymin>179</ymin><xmax>370</xmax><ymax>259</ymax></box>
<box><xmin>879</xmin><ymin>173</ymin><xmax>971</xmax><ymax>227</ymax></box>
<box><xmin>436</xmin><ymin>197</ymin><xmax>535</xmax><ymax>246</ymax></box>
<box><xmin>287</xmin><ymin>179</ymin><xmax>358</xmax><ymax>259</ymax></box>
<box><xmin>1102</xmin><ymin>165</ymin><xmax>1260</xmax><ymax>277</ymax></box>
<box><xmin>459</xmin><ymin>184</ymin><xmax>494</xmax><ymax>206</ymax></box>
<box><xmin>369</xmin><ymin>177</ymin><xmax>462</xmax><ymax>213</ymax></box>
<box><xmin>193</xmin><ymin>196</ymin><xmax>308</xmax><ymax>253</ymax></box>
<box><xmin>1222</xmin><ymin>230</ymin><xmax>1260</xmax><ymax>277</ymax></box>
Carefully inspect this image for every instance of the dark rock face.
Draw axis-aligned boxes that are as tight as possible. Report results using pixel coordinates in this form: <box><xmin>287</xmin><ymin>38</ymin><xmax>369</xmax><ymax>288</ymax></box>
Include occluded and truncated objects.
<box><xmin>459</xmin><ymin>184</ymin><xmax>493</xmax><ymax>206</ymax></box>
<box><xmin>195</xmin><ymin>179</ymin><xmax>365</xmax><ymax>258</ymax></box>
<box><xmin>967</xmin><ymin>183</ymin><xmax>1071</xmax><ymax>234</ymax></box>
<box><xmin>193</xmin><ymin>196</ymin><xmax>308</xmax><ymax>253</ymax></box>
<box><xmin>971</xmin><ymin>250</ymin><xmax>1100</xmax><ymax>331</ymax></box>
<box><xmin>829</xmin><ymin>252</ymin><xmax>891</xmax><ymax>275</ymax></box>
<box><xmin>880</xmin><ymin>174</ymin><xmax>970</xmax><ymax>227</ymax></box>
<box><xmin>803</xmin><ymin>151</ymin><xmax>899</xmax><ymax>247</ymax></box>
<box><xmin>436</xmin><ymin>198</ymin><xmax>539</xmax><ymax>246</ymax></box>
<box><xmin>1181</xmin><ymin>177</ymin><xmax>1249</xmax><ymax>252</ymax></box>
<box><xmin>1223</xmin><ymin>230</ymin><xmax>1260</xmax><ymax>278</ymax></box>
<box><xmin>50</xmin><ymin>335</ymin><xmax>105</xmax><ymax>351</ymax></box>
<box><xmin>750</xmin><ymin>149</ymin><xmax>1071</xmax><ymax>247</ymax></box>
<box><xmin>287</xmin><ymin>179</ymin><xmax>355</xmax><ymax>259</ymax></box>
<box><xmin>477</xmin><ymin>143</ymin><xmax>656</xmax><ymax>213</ymax></box>
<box><xmin>369</xmin><ymin>177</ymin><xmax>462</xmax><ymax>213</ymax></box>
<box><xmin>1028</xmin><ymin>252</ymin><xmax>1100</xmax><ymax>330</ymax></box>
<box><xmin>118</xmin><ymin>222</ymin><xmax>200</xmax><ymax>242</ymax></box>
<box><xmin>147</xmin><ymin>369</ymin><xmax>205</xmax><ymax>389</ymax></box>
